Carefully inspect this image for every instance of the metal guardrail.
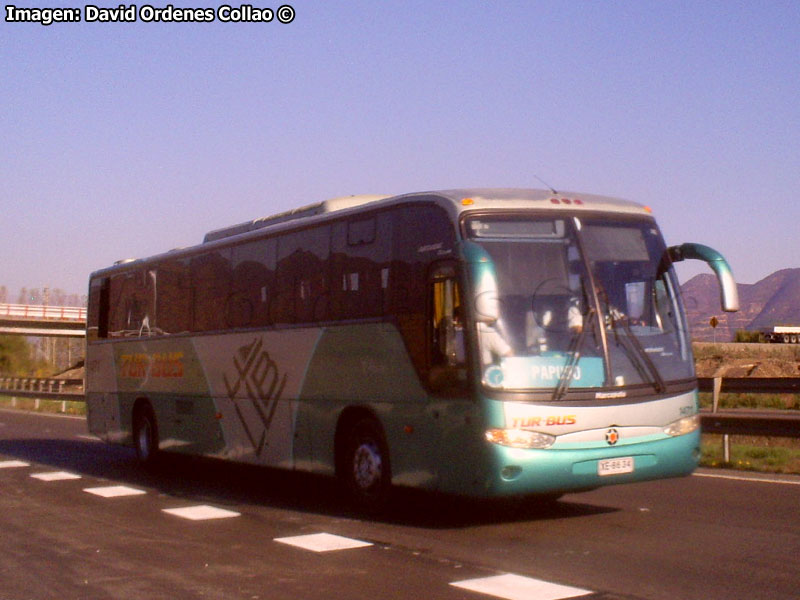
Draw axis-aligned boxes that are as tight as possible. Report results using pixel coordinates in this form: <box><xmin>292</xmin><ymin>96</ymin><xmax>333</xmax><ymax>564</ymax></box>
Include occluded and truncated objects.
<box><xmin>697</xmin><ymin>377</ymin><xmax>800</xmax><ymax>438</ymax></box>
<box><xmin>0</xmin><ymin>377</ymin><xmax>84</xmax><ymax>414</ymax></box>
<box><xmin>0</xmin><ymin>377</ymin><xmax>84</xmax><ymax>400</ymax></box>
<box><xmin>696</xmin><ymin>377</ymin><xmax>800</xmax><ymax>463</ymax></box>
<box><xmin>699</xmin><ymin>409</ymin><xmax>800</xmax><ymax>437</ymax></box>
<box><xmin>1</xmin><ymin>376</ymin><xmax>797</xmax><ymax>438</ymax></box>
<box><xmin>697</xmin><ymin>377</ymin><xmax>800</xmax><ymax>396</ymax></box>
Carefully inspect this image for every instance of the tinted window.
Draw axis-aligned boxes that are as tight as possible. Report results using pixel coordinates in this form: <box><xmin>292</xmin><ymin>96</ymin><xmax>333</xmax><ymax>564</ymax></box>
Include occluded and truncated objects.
<box><xmin>155</xmin><ymin>258</ymin><xmax>191</xmax><ymax>335</ymax></box>
<box><xmin>87</xmin><ymin>276</ymin><xmax>109</xmax><ymax>341</ymax></box>
<box><xmin>347</xmin><ymin>218</ymin><xmax>376</xmax><ymax>246</ymax></box>
<box><xmin>275</xmin><ymin>226</ymin><xmax>330</xmax><ymax>324</ymax></box>
<box><xmin>390</xmin><ymin>203</ymin><xmax>455</xmax><ymax>313</ymax></box>
<box><xmin>108</xmin><ymin>269</ymin><xmax>154</xmax><ymax>337</ymax></box>
<box><xmin>230</xmin><ymin>237</ymin><xmax>276</xmax><ymax>328</ymax></box>
<box><xmin>390</xmin><ymin>203</ymin><xmax>456</xmax><ymax>380</ymax></box>
<box><xmin>330</xmin><ymin>213</ymin><xmax>392</xmax><ymax>320</ymax></box>
<box><xmin>191</xmin><ymin>249</ymin><xmax>232</xmax><ymax>332</ymax></box>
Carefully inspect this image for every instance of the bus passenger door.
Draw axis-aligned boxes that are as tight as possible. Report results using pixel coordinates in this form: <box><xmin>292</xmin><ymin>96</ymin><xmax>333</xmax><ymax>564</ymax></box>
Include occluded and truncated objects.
<box><xmin>425</xmin><ymin>263</ymin><xmax>482</xmax><ymax>492</ymax></box>
<box><xmin>428</xmin><ymin>263</ymin><xmax>468</xmax><ymax>394</ymax></box>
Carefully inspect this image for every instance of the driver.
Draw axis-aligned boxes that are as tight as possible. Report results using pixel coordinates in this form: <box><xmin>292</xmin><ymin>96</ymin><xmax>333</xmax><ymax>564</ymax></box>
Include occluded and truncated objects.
<box><xmin>474</xmin><ymin>281</ymin><xmax>513</xmax><ymax>365</ymax></box>
<box><xmin>478</xmin><ymin>318</ymin><xmax>513</xmax><ymax>365</ymax></box>
<box><xmin>525</xmin><ymin>295</ymin><xmax>584</xmax><ymax>353</ymax></box>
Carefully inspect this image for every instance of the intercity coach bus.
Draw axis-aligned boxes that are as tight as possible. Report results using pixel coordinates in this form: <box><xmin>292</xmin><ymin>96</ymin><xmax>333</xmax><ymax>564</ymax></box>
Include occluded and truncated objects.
<box><xmin>85</xmin><ymin>189</ymin><xmax>738</xmax><ymax>506</ymax></box>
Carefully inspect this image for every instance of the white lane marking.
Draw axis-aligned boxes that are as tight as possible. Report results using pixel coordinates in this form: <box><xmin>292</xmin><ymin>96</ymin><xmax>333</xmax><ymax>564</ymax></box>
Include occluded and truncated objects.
<box><xmin>274</xmin><ymin>533</ymin><xmax>373</xmax><ymax>553</ymax></box>
<box><xmin>693</xmin><ymin>472</ymin><xmax>800</xmax><ymax>486</ymax></box>
<box><xmin>162</xmin><ymin>505</ymin><xmax>241</xmax><ymax>521</ymax></box>
<box><xmin>84</xmin><ymin>485</ymin><xmax>147</xmax><ymax>498</ymax></box>
<box><xmin>30</xmin><ymin>471</ymin><xmax>82</xmax><ymax>481</ymax></box>
<box><xmin>450</xmin><ymin>574</ymin><xmax>592</xmax><ymax>600</ymax></box>
<box><xmin>0</xmin><ymin>460</ymin><xmax>29</xmax><ymax>468</ymax></box>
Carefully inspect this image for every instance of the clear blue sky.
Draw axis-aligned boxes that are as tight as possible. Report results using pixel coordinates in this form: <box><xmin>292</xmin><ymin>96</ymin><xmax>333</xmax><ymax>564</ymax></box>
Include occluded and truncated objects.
<box><xmin>2</xmin><ymin>1</ymin><xmax>798</xmax><ymax>301</ymax></box>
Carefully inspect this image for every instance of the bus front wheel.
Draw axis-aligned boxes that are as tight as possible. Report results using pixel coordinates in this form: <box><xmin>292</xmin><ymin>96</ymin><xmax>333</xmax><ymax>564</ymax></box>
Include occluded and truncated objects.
<box><xmin>133</xmin><ymin>405</ymin><xmax>159</xmax><ymax>465</ymax></box>
<box><xmin>341</xmin><ymin>417</ymin><xmax>392</xmax><ymax>509</ymax></box>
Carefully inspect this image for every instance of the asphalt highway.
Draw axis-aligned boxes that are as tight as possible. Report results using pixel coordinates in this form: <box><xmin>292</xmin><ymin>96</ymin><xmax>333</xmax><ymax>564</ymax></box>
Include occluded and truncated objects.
<box><xmin>0</xmin><ymin>408</ymin><xmax>798</xmax><ymax>600</ymax></box>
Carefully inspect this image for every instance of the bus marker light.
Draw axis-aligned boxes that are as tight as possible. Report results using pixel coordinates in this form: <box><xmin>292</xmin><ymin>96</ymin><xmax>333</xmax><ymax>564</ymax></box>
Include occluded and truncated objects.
<box><xmin>461</xmin><ymin>197</ymin><xmax>474</xmax><ymax>206</ymax></box>
<box><xmin>549</xmin><ymin>197</ymin><xmax>584</xmax><ymax>206</ymax></box>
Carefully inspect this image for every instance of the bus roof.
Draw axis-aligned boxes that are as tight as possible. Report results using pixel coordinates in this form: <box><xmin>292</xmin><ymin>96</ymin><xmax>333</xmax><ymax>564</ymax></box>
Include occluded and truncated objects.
<box><xmin>203</xmin><ymin>188</ymin><xmax>650</xmax><ymax>243</ymax></box>
<box><xmin>407</xmin><ymin>188</ymin><xmax>649</xmax><ymax>215</ymax></box>
<box><xmin>92</xmin><ymin>188</ymin><xmax>652</xmax><ymax>276</ymax></box>
<box><xmin>203</xmin><ymin>194</ymin><xmax>392</xmax><ymax>243</ymax></box>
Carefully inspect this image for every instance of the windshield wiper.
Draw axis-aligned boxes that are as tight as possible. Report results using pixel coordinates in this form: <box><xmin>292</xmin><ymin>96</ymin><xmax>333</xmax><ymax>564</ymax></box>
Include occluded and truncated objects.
<box><xmin>552</xmin><ymin>308</ymin><xmax>595</xmax><ymax>401</ymax></box>
<box><xmin>607</xmin><ymin>307</ymin><xmax>666</xmax><ymax>394</ymax></box>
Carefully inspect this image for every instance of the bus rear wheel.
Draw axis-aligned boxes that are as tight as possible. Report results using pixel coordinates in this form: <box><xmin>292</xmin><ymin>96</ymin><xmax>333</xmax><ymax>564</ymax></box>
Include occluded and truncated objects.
<box><xmin>341</xmin><ymin>417</ymin><xmax>391</xmax><ymax>510</ymax></box>
<box><xmin>133</xmin><ymin>405</ymin><xmax>159</xmax><ymax>465</ymax></box>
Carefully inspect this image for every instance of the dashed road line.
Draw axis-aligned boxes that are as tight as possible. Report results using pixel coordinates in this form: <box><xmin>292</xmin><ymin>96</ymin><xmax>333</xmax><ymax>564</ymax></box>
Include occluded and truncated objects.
<box><xmin>84</xmin><ymin>485</ymin><xmax>147</xmax><ymax>498</ymax></box>
<box><xmin>162</xmin><ymin>505</ymin><xmax>241</xmax><ymax>520</ymax></box>
<box><xmin>274</xmin><ymin>532</ymin><xmax>373</xmax><ymax>553</ymax></box>
<box><xmin>3</xmin><ymin>460</ymin><xmax>602</xmax><ymax>598</ymax></box>
<box><xmin>30</xmin><ymin>471</ymin><xmax>82</xmax><ymax>481</ymax></box>
<box><xmin>450</xmin><ymin>573</ymin><xmax>592</xmax><ymax>600</ymax></box>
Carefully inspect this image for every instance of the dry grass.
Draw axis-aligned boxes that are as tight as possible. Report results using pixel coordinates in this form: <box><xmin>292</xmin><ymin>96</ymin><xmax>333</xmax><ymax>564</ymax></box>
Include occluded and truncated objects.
<box><xmin>693</xmin><ymin>342</ymin><xmax>800</xmax><ymax>361</ymax></box>
<box><xmin>701</xmin><ymin>435</ymin><xmax>800</xmax><ymax>474</ymax></box>
<box><xmin>0</xmin><ymin>396</ymin><xmax>86</xmax><ymax>415</ymax></box>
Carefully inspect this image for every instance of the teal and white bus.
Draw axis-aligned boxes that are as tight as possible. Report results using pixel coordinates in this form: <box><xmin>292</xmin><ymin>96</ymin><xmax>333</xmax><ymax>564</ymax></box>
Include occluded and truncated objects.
<box><xmin>85</xmin><ymin>189</ymin><xmax>738</xmax><ymax>505</ymax></box>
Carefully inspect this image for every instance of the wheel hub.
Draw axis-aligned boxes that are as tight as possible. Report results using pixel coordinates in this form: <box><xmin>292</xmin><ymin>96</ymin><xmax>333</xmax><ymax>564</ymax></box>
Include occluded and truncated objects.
<box><xmin>137</xmin><ymin>422</ymin><xmax>152</xmax><ymax>461</ymax></box>
<box><xmin>353</xmin><ymin>442</ymin><xmax>382</xmax><ymax>490</ymax></box>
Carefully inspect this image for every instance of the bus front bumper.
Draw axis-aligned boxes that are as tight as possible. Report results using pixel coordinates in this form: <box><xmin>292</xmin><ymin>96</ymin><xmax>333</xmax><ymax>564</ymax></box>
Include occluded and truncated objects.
<box><xmin>474</xmin><ymin>430</ymin><xmax>700</xmax><ymax>498</ymax></box>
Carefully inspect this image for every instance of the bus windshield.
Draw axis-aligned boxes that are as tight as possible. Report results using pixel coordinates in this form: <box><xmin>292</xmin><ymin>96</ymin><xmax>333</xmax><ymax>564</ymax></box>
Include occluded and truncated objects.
<box><xmin>466</xmin><ymin>215</ymin><xmax>693</xmax><ymax>394</ymax></box>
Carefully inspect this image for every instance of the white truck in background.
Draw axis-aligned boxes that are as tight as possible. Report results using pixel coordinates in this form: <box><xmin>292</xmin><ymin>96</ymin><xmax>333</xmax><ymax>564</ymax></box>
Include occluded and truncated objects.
<box><xmin>764</xmin><ymin>326</ymin><xmax>800</xmax><ymax>344</ymax></box>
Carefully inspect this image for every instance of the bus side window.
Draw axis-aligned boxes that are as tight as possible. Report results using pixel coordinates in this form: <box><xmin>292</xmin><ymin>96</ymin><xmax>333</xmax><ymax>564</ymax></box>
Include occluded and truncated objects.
<box><xmin>230</xmin><ymin>238</ymin><xmax>276</xmax><ymax>328</ymax></box>
<box><xmin>108</xmin><ymin>270</ymin><xmax>151</xmax><ymax>337</ymax></box>
<box><xmin>275</xmin><ymin>226</ymin><xmax>331</xmax><ymax>325</ymax></box>
<box><xmin>330</xmin><ymin>215</ymin><xmax>391</xmax><ymax>320</ymax></box>
<box><xmin>87</xmin><ymin>276</ymin><xmax>110</xmax><ymax>341</ymax></box>
<box><xmin>156</xmin><ymin>258</ymin><xmax>192</xmax><ymax>335</ymax></box>
<box><xmin>192</xmin><ymin>248</ymin><xmax>232</xmax><ymax>332</ymax></box>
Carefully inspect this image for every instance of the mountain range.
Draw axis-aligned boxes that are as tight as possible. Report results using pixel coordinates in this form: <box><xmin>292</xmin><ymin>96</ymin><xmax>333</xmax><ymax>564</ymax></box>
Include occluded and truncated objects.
<box><xmin>680</xmin><ymin>268</ymin><xmax>800</xmax><ymax>341</ymax></box>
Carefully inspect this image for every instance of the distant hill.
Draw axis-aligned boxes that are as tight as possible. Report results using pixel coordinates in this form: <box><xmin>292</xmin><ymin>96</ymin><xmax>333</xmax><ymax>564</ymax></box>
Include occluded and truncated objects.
<box><xmin>680</xmin><ymin>268</ymin><xmax>800</xmax><ymax>341</ymax></box>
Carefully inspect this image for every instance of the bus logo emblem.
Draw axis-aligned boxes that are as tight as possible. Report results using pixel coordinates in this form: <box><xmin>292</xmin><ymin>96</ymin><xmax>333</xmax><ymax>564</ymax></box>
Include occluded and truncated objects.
<box><xmin>223</xmin><ymin>337</ymin><xmax>287</xmax><ymax>456</ymax></box>
<box><xmin>605</xmin><ymin>428</ymin><xmax>620</xmax><ymax>445</ymax></box>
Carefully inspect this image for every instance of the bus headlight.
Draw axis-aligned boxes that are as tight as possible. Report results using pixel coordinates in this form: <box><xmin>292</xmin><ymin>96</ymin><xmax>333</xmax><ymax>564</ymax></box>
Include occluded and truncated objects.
<box><xmin>663</xmin><ymin>415</ymin><xmax>700</xmax><ymax>437</ymax></box>
<box><xmin>485</xmin><ymin>428</ymin><xmax>555</xmax><ymax>449</ymax></box>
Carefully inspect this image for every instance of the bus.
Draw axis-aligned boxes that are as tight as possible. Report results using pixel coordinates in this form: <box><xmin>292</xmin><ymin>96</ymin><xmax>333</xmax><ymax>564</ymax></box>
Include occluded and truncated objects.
<box><xmin>85</xmin><ymin>188</ymin><xmax>738</xmax><ymax>506</ymax></box>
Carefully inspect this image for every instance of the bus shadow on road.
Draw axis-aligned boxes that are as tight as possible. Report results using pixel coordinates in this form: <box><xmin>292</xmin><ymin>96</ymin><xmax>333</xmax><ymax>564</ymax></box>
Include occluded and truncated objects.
<box><xmin>0</xmin><ymin>437</ymin><xmax>616</xmax><ymax>528</ymax></box>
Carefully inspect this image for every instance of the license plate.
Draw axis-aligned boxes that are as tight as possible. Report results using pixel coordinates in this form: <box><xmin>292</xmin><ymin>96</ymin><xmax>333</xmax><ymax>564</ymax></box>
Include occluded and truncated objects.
<box><xmin>598</xmin><ymin>456</ymin><xmax>634</xmax><ymax>476</ymax></box>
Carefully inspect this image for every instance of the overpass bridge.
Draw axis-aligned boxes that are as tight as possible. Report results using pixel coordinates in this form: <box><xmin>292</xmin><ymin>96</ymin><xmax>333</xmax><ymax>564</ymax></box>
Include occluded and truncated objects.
<box><xmin>0</xmin><ymin>303</ymin><xmax>86</xmax><ymax>337</ymax></box>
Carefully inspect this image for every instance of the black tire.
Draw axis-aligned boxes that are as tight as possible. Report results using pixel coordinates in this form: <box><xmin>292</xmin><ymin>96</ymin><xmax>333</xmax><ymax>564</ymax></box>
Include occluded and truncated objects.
<box><xmin>341</xmin><ymin>417</ymin><xmax>392</xmax><ymax>510</ymax></box>
<box><xmin>133</xmin><ymin>405</ymin><xmax>159</xmax><ymax>465</ymax></box>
